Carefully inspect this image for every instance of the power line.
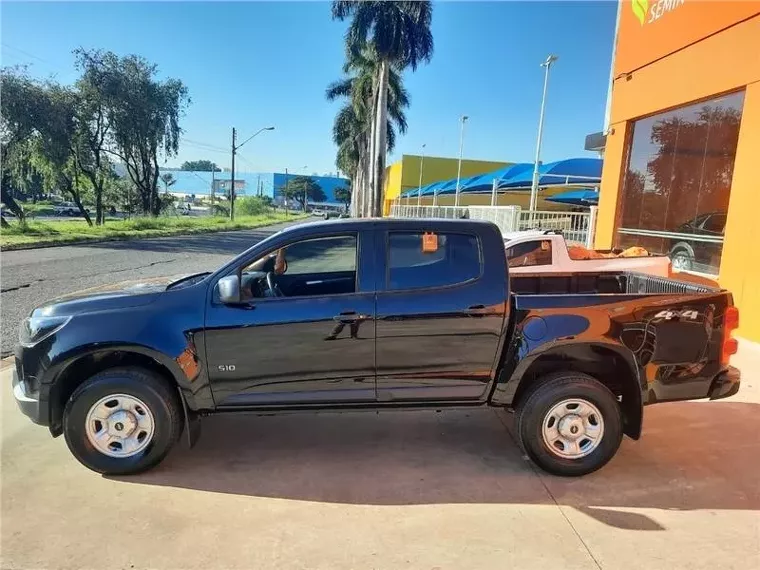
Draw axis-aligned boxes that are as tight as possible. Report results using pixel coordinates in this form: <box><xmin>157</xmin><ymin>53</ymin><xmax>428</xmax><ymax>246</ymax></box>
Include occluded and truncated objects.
<box><xmin>236</xmin><ymin>154</ymin><xmax>257</xmax><ymax>172</ymax></box>
<box><xmin>180</xmin><ymin>140</ymin><xmax>228</xmax><ymax>155</ymax></box>
<box><xmin>1</xmin><ymin>43</ymin><xmax>50</xmax><ymax>65</ymax></box>
<box><xmin>180</xmin><ymin>137</ymin><xmax>227</xmax><ymax>152</ymax></box>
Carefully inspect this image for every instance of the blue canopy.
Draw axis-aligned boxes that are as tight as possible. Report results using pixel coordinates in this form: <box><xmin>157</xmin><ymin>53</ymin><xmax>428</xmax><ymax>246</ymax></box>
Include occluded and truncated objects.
<box><xmin>546</xmin><ymin>189</ymin><xmax>599</xmax><ymax>206</ymax></box>
<box><xmin>499</xmin><ymin>158</ymin><xmax>602</xmax><ymax>189</ymax></box>
<box><xmin>459</xmin><ymin>163</ymin><xmax>534</xmax><ymax>193</ymax></box>
<box><xmin>433</xmin><ymin>178</ymin><xmax>462</xmax><ymax>196</ymax></box>
<box><xmin>397</xmin><ymin>157</ymin><xmax>603</xmax><ymax>199</ymax></box>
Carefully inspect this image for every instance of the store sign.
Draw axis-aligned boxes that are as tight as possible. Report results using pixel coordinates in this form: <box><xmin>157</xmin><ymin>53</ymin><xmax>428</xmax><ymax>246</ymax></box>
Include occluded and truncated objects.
<box><xmin>615</xmin><ymin>0</ymin><xmax>758</xmax><ymax>75</ymax></box>
<box><xmin>632</xmin><ymin>0</ymin><xmax>686</xmax><ymax>26</ymax></box>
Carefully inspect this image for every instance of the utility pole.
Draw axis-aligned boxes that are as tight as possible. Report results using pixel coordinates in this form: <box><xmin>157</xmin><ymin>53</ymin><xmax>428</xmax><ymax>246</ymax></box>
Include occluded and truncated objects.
<box><xmin>284</xmin><ymin>167</ymin><xmax>289</xmax><ymax>216</ymax></box>
<box><xmin>229</xmin><ymin>127</ymin><xmax>236</xmax><ymax>221</ymax></box>
<box><xmin>229</xmin><ymin>125</ymin><xmax>275</xmax><ymax>221</ymax></box>
<box><xmin>455</xmin><ymin>115</ymin><xmax>469</xmax><ymax>208</ymax></box>
<box><xmin>303</xmin><ymin>165</ymin><xmax>308</xmax><ymax>212</ymax></box>
<box><xmin>211</xmin><ymin>168</ymin><xmax>215</xmax><ymax>215</ymax></box>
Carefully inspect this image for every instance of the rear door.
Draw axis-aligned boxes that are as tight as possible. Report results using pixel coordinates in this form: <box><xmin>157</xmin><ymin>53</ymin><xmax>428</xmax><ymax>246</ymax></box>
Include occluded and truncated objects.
<box><xmin>374</xmin><ymin>228</ymin><xmax>508</xmax><ymax>403</ymax></box>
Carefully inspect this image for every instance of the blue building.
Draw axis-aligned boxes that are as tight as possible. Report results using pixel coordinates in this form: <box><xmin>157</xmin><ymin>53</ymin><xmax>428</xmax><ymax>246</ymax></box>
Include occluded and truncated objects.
<box><xmin>159</xmin><ymin>169</ymin><xmax>349</xmax><ymax>207</ymax></box>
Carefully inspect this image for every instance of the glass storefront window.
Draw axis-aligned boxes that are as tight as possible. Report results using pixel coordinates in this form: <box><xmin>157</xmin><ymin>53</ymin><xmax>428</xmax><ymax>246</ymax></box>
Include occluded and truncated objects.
<box><xmin>614</xmin><ymin>91</ymin><xmax>745</xmax><ymax>275</ymax></box>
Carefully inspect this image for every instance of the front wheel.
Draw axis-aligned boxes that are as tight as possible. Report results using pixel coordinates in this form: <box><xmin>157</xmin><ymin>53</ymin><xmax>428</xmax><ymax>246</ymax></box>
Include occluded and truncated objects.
<box><xmin>63</xmin><ymin>367</ymin><xmax>182</xmax><ymax>475</ymax></box>
<box><xmin>515</xmin><ymin>372</ymin><xmax>623</xmax><ymax>476</ymax></box>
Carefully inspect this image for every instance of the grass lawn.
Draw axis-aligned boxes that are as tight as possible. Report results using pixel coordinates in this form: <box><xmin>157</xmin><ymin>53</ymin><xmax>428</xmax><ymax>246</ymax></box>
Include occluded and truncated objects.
<box><xmin>1</xmin><ymin>212</ymin><xmax>307</xmax><ymax>249</ymax></box>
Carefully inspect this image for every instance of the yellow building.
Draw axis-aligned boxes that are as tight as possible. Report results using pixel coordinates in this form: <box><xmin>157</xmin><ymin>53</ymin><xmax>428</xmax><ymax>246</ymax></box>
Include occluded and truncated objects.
<box><xmin>383</xmin><ymin>155</ymin><xmax>509</xmax><ymax>215</ymax></box>
<box><xmin>594</xmin><ymin>1</ymin><xmax>760</xmax><ymax>340</ymax></box>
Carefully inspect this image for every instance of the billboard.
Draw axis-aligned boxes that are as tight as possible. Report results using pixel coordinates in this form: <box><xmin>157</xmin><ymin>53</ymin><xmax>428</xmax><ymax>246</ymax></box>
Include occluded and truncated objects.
<box><xmin>213</xmin><ymin>179</ymin><xmax>246</xmax><ymax>196</ymax></box>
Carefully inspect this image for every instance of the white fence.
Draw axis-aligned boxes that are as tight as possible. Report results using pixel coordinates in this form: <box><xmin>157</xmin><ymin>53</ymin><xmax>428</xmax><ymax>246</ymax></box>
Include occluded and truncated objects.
<box><xmin>389</xmin><ymin>204</ymin><xmax>598</xmax><ymax>248</ymax></box>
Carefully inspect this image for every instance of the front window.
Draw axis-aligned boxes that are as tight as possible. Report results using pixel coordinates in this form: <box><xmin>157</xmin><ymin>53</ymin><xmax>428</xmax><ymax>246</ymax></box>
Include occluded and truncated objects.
<box><xmin>241</xmin><ymin>234</ymin><xmax>357</xmax><ymax>299</ymax></box>
<box><xmin>614</xmin><ymin>91</ymin><xmax>744</xmax><ymax>275</ymax></box>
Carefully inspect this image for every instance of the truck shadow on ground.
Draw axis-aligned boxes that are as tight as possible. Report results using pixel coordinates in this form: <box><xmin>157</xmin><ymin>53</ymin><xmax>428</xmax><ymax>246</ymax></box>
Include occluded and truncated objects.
<box><xmin>117</xmin><ymin>401</ymin><xmax>759</xmax><ymax>531</ymax></box>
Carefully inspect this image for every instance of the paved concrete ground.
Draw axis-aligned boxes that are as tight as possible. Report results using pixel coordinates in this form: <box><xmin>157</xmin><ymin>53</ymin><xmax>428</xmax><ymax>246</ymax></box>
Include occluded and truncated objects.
<box><xmin>2</xmin><ymin>346</ymin><xmax>758</xmax><ymax>569</ymax></box>
<box><xmin>0</xmin><ymin>221</ymin><xmax>302</xmax><ymax>356</ymax></box>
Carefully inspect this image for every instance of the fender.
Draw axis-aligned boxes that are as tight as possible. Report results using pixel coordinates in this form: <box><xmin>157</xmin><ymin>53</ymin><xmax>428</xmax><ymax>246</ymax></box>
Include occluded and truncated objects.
<box><xmin>492</xmin><ymin>339</ymin><xmax>644</xmax><ymax>439</ymax></box>
<box><xmin>42</xmin><ymin>340</ymin><xmax>215</xmax><ymax>438</ymax></box>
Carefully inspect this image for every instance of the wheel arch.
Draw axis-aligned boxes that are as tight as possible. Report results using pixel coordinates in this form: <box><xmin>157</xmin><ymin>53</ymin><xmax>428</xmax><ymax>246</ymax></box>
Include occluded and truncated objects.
<box><xmin>502</xmin><ymin>342</ymin><xmax>644</xmax><ymax>439</ymax></box>
<box><xmin>47</xmin><ymin>345</ymin><xmax>186</xmax><ymax>437</ymax></box>
<box><xmin>669</xmin><ymin>241</ymin><xmax>695</xmax><ymax>259</ymax></box>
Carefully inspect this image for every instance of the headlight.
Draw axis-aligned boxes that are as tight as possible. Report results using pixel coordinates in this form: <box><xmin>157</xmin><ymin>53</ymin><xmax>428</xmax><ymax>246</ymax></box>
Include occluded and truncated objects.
<box><xmin>18</xmin><ymin>315</ymin><xmax>71</xmax><ymax>347</ymax></box>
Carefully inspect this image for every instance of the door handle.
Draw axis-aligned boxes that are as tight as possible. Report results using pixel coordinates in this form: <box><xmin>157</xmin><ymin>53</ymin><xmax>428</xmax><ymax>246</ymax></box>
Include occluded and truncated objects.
<box><xmin>464</xmin><ymin>304</ymin><xmax>487</xmax><ymax>317</ymax></box>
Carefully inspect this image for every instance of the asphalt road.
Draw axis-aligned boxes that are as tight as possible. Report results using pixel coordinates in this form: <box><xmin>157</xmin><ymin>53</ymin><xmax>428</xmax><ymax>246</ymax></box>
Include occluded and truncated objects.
<box><xmin>0</xmin><ymin>220</ymin><xmax>300</xmax><ymax>356</ymax></box>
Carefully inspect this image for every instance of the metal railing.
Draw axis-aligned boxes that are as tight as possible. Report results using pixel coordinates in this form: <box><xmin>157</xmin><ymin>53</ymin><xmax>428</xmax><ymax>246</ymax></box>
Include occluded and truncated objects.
<box><xmin>389</xmin><ymin>205</ymin><xmax>468</xmax><ymax>220</ymax></box>
<box><xmin>517</xmin><ymin>210</ymin><xmax>593</xmax><ymax>246</ymax></box>
<box><xmin>625</xmin><ymin>272</ymin><xmax>716</xmax><ymax>295</ymax></box>
<box><xmin>389</xmin><ymin>204</ymin><xmax>597</xmax><ymax>247</ymax></box>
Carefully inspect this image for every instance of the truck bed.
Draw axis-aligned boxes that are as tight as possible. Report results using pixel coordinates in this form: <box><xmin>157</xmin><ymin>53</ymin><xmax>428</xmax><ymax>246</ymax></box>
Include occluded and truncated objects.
<box><xmin>511</xmin><ymin>271</ymin><xmax>717</xmax><ymax>296</ymax></box>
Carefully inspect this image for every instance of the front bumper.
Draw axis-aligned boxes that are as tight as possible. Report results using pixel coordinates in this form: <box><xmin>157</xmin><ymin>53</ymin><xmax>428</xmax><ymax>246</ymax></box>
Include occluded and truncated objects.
<box><xmin>708</xmin><ymin>366</ymin><xmax>741</xmax><ymax>401</ymax></box>
<box><xmin>12</xmin><ymin>361</ymin><xmax>46</xmax><ymax>425</ymax></box>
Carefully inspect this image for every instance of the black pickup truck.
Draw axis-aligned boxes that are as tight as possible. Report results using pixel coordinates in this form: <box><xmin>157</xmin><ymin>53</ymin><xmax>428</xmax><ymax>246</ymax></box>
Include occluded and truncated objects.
<box><xmin>13</xmin><ymin>219</ymin><xmax>740</xmax><ymax>476</ymax></box>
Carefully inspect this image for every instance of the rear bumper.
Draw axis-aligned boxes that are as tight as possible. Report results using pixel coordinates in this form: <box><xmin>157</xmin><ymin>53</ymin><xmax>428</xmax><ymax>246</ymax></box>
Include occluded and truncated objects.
<box><xmin>708</xmin><ymin>366</ymin><xmax>741</xmax><ymax>401</ymax></box>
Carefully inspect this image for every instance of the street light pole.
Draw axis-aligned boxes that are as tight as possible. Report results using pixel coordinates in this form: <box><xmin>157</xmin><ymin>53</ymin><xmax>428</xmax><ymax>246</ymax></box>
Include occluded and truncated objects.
<box><xmin>417</xmin><ymin>143</ymin><xmax>426</xmax><ymax>207</ymax></box>
<box><xmin>229</xmin><ymin>128</ymin><xmax>236</xmax><ymax>221</ymax></box>
<box><xmin>455</xmin><ymin>115</ymin><xmax>468</xmax><ymax>208</ymax></box>
<box><xmin>229</xmin><ymin>125</ymin><xmax>275</xmax><ymax>221</ymax></box>
<box><xmin>529</xmin><ymin>55</ymin><xmax>558</xmax><ymax>215</ymax></box>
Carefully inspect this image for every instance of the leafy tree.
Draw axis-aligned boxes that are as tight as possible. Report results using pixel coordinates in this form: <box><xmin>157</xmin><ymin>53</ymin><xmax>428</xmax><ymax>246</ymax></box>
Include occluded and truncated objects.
<box><xmin>327</xmin><ymin>46</ymin><xmax>408</xmax><ymax>217</ymax></box>
<box><xmin>334</xmin><ymin>185</ymin><xmax>351</xmax><ymax>210</ymax></box>
<box><xmin>237</xmin><ymin>196</ymin><xmax>271</xmax><ymax>216</ymax></box>
<box><xmin>1</xmin><ymin>68</ymin><xmax>93</xmax><ymax>223</ymax></box>
<box><xmin>32</xmin><ymin>83</ymin><xmax>95</xmax><ymax>224</ymax></box>
<box><xmin>279</xmin><ymin>175</ymin><xmax>326</xmax><ymax>211</ymax></box>
<box><xmin>77</xmin><ymin>49</ymin><xmax>189</xmax><ymax>216</ymax></box>
<box><xmin>181</xmin><ymin>159</ymin><xmax>220</xmax><ymax>172</ymax></box>
<box><xmin>332</xmin><ymin>1</ymin><xmax>433</xmax><ymax>217</ymax></box>
<box><xmin>161</xmin><ymin>172</ymin><xmax>176</xmax><ymax>193</ymax></box>
<box><xmin>0</xmin><ymin>66</ymin><xmax>46</xmax><ymax>222</ymax></box>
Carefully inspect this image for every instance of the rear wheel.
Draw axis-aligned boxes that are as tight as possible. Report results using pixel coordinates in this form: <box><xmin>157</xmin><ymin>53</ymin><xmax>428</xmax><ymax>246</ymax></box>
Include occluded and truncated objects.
<box><xmin>63</xmin><ymin>367</ymin><xmax>182</xmax><ymax>475</ymax></box>
<box><xmin>515</xmin><ymin>372</ymin><xmax>623</xmax><ymax>476</ymax></box>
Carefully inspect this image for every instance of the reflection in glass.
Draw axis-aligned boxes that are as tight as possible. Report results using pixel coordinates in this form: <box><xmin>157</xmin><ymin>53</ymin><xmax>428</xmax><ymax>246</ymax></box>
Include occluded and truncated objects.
<box><xmin>614</xmin><ymin>91</ymin><xmax>744</xmax><ymax>275</ymax></box>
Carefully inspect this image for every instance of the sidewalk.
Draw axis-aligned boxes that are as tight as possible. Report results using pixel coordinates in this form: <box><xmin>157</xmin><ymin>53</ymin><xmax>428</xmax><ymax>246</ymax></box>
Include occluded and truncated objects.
<box><xmin>1</xmin><ymin>344</ymin><xmax>758</xmax><ymax>569</ymax></box>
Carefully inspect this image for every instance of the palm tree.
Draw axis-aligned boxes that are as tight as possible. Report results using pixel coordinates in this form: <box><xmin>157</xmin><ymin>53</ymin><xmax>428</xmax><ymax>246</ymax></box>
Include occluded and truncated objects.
<box><xmin>160</xmin><ymin>172</ymin><xmax>176</xmax><ymax>194</ymax></box>
<box><xmin>326</xmin><ymin>46</ymin><xmax>409</xmax><ymax>217</ymax></box>
<box><xmin>332</xmin><ymin>1</ymin><xmax>433</xmax><ymax>217</ymax></box>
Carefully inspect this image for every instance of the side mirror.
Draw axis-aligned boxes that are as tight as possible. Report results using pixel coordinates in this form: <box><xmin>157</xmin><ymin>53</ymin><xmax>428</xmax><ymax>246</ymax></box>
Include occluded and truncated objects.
<box><xmin>217</xmin><ymin>275</ymin><xmax>241</xmax><ymax>304</ymax></box>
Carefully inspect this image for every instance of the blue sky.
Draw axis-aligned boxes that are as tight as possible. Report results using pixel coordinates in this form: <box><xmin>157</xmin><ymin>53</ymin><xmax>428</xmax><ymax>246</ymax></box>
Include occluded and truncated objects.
<box><xmin>1</xmin><ymin>1</ymin><xmax>618</xmax><ymax>174</ymax></box>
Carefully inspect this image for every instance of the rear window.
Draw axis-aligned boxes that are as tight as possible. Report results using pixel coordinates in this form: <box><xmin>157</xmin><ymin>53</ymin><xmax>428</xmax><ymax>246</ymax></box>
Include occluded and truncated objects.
<box><xmin>387</xmin><ymin>232</ymin><xmax>481</xmax><ymax>290</ymax></box>
<box><xmin>506</xmin><ymin>240</ymin><xmax>552</xmax><ymax>267</ymax></box>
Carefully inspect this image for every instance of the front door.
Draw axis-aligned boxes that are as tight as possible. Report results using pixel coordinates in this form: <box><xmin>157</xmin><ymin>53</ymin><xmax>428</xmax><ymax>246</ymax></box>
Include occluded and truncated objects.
<box><xmin>205</xmin><ymin>232</ymin><xmax>376</xmax><ymax>407</ymax></box>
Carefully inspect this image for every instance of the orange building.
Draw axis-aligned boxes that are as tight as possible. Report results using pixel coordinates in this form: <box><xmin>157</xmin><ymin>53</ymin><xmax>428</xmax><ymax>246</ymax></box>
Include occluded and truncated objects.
<box><xmin>595</xmin><ymin>0</ymin><xmax>760</xmax><ymax>340</ymax></box>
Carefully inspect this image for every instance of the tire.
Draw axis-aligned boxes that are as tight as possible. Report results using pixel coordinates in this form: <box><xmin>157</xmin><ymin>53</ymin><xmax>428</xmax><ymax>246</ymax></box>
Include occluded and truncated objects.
<box><xmin>515</xmin><ymin>372</ymin><xmax>623</xmax><ymax>477</ymax></box>
<box><xmin>669</xmin><ymin>245</ymin><xmax>694</xmax><ymax>271</ymax></box>
<box><xmin>63</xmin><ymin>367</ymin><xmax>182</xmax><ymax>475</ymax></box>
